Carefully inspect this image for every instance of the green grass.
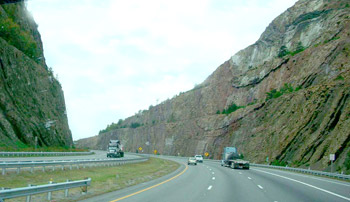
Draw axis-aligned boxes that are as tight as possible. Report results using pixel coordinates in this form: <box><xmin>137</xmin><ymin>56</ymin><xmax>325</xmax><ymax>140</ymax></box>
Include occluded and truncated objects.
<box><xmin>0</xmin><ymin>157</ymin><xmax>179</xmax><ymax>202</ymax></box>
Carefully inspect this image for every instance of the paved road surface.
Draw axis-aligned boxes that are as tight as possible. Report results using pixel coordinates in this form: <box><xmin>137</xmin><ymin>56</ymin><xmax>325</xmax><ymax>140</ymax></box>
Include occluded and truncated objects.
<box><xmin>0</xmin><ymin>151</ymin><xmax>139</xmax><ymax>162</ymax></box>
<box><xmin>80</xmin><ymin>156</ymin><xmax>350</xmax><ymax>202</ymax></box>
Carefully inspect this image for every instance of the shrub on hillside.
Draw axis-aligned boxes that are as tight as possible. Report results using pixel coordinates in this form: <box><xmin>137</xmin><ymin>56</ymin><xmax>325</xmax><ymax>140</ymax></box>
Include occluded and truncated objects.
<box><xmin>0</xmin><ymin>17</ymin><xmax>40</xmax><ymax>61</ymax></box>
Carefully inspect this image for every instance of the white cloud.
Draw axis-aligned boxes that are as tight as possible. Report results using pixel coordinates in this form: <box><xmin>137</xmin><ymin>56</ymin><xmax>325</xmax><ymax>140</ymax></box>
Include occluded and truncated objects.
<box><xmin>27</xmin><ymin>0</ymin><xmax>298</xmax><ymax>140</ymax></box>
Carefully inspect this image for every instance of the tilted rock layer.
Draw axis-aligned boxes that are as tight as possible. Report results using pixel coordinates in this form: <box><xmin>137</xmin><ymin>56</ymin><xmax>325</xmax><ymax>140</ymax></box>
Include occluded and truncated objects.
<box><xmin>0</xmin><ymin>3</ymin><xmax>73</xmax><ymax>148</ymax></box>
<box><xmin>77</xmin><ymin>0</ymin><xmax>350</xmax><ymax>171</ymax></box>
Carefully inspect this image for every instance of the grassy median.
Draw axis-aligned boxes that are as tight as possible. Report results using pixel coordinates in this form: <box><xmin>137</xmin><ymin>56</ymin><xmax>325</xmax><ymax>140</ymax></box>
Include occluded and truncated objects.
<box><xmin>0</xmin><ymin>157</ymin><xmax>180</xmax><ymax>202</ymax></box>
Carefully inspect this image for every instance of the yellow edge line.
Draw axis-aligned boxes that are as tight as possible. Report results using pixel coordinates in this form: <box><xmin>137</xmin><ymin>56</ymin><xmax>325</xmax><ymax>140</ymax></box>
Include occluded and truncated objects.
<box><xmin>110</xmin><ymin>163</ymin><xmax>189</xmax><ymax>202</ymax></box>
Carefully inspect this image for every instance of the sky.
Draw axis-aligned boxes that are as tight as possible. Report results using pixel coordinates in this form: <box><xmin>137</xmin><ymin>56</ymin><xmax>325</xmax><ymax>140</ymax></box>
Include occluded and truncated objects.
<box><xmin>27</xmin><ymin>0</ymin><xmax>298</xmax><ymax>141</ymax></box>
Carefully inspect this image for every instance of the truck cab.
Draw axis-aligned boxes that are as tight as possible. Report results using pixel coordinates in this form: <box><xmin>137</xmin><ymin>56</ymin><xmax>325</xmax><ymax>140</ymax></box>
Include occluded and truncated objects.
<box><xmin>107</xmin><ymin>140</ymin><xmax>124</xmax><ymax>158</ymax></box>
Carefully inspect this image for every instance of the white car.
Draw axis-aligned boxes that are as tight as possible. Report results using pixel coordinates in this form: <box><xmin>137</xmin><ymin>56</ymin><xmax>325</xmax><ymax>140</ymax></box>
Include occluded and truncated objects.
<box><xmin>188</xmin><ymin>157</ymin><xmax>197</xmax><ymax>165</ymax></box>
<box><xmin>194</xmin><ymin>155</ymin><xmax>203</xmax><ymax>163</ymax></box>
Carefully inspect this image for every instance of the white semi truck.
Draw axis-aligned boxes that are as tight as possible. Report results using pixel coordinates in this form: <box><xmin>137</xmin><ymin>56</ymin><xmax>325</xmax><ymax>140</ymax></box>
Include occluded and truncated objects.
<box><xmin>107</xmin><ymin>140</ymin><xmax>124</xmax><ymax>158</ymax></box>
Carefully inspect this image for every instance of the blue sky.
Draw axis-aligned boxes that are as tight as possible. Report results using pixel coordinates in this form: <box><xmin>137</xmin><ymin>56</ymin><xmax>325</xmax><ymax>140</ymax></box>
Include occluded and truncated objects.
<box><xmin>27</xmin><ymin>0</ymin><xmax>298</xmax><ymax>140</ymax></box>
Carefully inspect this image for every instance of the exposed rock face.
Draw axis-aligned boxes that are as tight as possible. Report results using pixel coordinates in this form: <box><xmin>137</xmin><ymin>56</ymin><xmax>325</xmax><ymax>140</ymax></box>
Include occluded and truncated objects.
<box><xmin>0</xmin><ymin>3</ymin><xmax>73</xmax><ymax>148</ymax></box>
<box><xmin>77</xmin><ymin>0</ymin><xmax>350</xmax><ymax>171</ymax></box>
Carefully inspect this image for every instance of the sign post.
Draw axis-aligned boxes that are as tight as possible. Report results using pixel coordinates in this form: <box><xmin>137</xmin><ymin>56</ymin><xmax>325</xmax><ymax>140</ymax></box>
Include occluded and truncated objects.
<box><xmin>330</xmin><ymin>154</ymin><xmax>335</xmax><ymax>173</ymax></box>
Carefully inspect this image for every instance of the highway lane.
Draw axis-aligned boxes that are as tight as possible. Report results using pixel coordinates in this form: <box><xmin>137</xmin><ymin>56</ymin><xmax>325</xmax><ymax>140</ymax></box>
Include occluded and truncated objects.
<box><xmin>0</xmin><ymin>151</ymin><xmax>139</xmax><ymax>162</ymax></box>
<box><xmin>80</xmin><ymin>156</ymin><xmax>350</xmax><ymax>202</ymax></box>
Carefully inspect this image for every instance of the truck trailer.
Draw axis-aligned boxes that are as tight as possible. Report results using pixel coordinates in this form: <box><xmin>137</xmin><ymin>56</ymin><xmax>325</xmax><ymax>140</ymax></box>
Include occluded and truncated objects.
<box><xmin>107</xmin><ymin>140</ymin><xmax>124</xmax><ymax>158</ymax></box>
<box><xmin>221</xmin><ymin>147</ymin><xmax>249</xmax><ymax>169</ymax></box>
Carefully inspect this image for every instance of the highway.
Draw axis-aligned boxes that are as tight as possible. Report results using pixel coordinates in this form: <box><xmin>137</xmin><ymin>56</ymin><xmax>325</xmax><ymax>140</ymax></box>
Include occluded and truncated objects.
<box><xmin>80</xmin><ymin>156</ymin><xmax>350</xmax><ymax>202</ymax></box>
<box><xmin>0</xmin><ymin>150</ymin><xmax>133</xmax><ymax>162</ymax></box>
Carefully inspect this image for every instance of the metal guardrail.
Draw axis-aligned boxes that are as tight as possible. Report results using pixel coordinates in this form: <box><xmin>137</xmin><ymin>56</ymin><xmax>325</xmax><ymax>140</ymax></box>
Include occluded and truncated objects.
<box><xmin>0</xmin><ymin>151</ymin><xmax>94</xmax><ymax>157</ymax></box>
<box><xmin>250</xmin><ymin>163</ymin><xmax>350</xmax><ymax>180</ymax></box>
<box><xmin>0</xmin><ymin>157</ymin><xmax>149</xmax><ymax>175</ymax></box>
<box><xmin>0</xmin><ymin>178</ymin><xmax>91</xmax><ymax>202</ymax></box>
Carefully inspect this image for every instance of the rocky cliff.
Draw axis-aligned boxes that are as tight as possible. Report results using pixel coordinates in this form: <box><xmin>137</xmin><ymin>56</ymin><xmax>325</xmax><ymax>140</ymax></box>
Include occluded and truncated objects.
<box><xmin>77</xmin><ymin>0</ymin><xmax>350</xmax><ymax>172</ymax></box>
<box><xmin>0</xmin><ymin>2</ymin><xmax>73</xmax><ymax>148</ymax></box>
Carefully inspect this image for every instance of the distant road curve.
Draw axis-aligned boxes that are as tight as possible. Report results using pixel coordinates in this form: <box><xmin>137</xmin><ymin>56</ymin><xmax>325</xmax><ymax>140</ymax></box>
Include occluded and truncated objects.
<box><xmin>80</xmin><ymin>156</ymin><xmax>350</xmax><ymax>202</ymax></box>
<box><xmin>0</xmin><ymin>150</ymin><xmax>139</xmax><ymax>162</ymax></box>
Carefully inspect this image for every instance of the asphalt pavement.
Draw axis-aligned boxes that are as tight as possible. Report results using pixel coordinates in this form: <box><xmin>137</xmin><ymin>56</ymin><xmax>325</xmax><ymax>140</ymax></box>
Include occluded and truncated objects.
<box><xmin>0</xmin><ymin>150</ymin><xmax>138</xmax><ymax>162</ymax></box>
<box><xmin>79</xmin><ymin>156</ymin><xmax>350</xmax><ymax>202</ymax></box>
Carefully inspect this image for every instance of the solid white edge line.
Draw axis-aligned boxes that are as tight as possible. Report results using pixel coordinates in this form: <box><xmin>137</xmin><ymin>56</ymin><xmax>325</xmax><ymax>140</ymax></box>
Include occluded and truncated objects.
<box><xmin>253</xmin><ymin>168</ymin><xmax>350</xmax><ymax>201</ymax></box>
<box><xmin>258</xmin><ymin>167</ymin><xmax>350</xmax><ymax>187</ymax></box>
<box><xmin>208</xmin><ymin>185</ymin><xmax>213</xmax><ymax>190</ymax></box>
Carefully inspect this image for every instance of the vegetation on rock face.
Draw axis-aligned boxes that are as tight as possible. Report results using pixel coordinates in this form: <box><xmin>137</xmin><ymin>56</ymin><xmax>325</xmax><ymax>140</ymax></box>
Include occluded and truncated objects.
<box><xmin>130</xmin><ymin>122</ymin><xmax>141</xmax><ymax>128</ymax></box>
<box><xmin>277</xmin><ymin>42</ymin><xmax>306</xmax><ymax>58</ymax></box>
<box><xmin>220</xmin><ymin>102</ymin><xmax>245</xmax><ymax>115</ymax></box>
<box><xmin>345</xmin><ymin>151</ymin><xmax>350</xmax><ymax>173</ymax></box>
<box><xmin>266</xmin><ymin>83</ymin><xmax>301</xmax><ymax>101</ymax></box>
<box><xmin>0</xmin><ymin>8</ymin><xmax>40</xmax><ymax>62</ymax></box>
<box><xmin>99</xmin><ymin>119</ymin><xmax>124</xmax><ymax>134</ymax></box>
<box><xmin>271</xmin><ymin>160</ymin><xmax>288</xmax><ymax>167</ymax></box>
<box><xmin>99</xmin><ymin>119</ymin><xmax>143</xmax><ymax>134</ymax></box>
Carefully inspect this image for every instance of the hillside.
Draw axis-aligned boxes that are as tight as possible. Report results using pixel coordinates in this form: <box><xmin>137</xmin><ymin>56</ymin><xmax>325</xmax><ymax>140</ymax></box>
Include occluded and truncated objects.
<box><xmin>0</xmin><ymin>2</ymin><xmax>73</xmax><ymax>148</ymax></box>
<box><xmin>77</xmin><ymin>0</ymin><xmax>350</xmax><ymax>172</ymax></box>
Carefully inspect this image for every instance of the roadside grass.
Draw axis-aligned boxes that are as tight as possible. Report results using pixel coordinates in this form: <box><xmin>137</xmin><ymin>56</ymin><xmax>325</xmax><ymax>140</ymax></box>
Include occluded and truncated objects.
<box><xmin>0</xmin><ymin>157</ymin><xmax>179</xmax><ymax>202</ymax></box>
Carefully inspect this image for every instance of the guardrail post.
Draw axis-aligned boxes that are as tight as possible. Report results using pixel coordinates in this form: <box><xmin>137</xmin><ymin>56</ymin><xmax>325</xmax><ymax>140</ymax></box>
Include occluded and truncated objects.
<box><xmin>2</xmin><ymin>168</ymin><xmax>5</xmax><ymax>175</ymax></box>
<box><xmin>81</xmin><ymin>178</ymin><xmax>88</xmax><ymax>195</ymax></box>
<box><xmin>47</xmin><ymin>180</ymin><xmax>53</xmax><ymax>200</ymax></box>
<box><xmin>42</xmin><ymin>166</ymin><xmax>45</xmax><ymax>172</ymax></box>
<box><xmin>65</xmin><ymin>180</ymin><xmax>69</xmax><ymax>197</ymax></box>
<box><xmin>30</xmin><ymin>166</ymin><xmax>34</xmax><ymax>173</ymax></box>
<box><xmin>61</xmin><ymin>165</ymin><xmax>64</xmax><ymax>171</ymax></box>
<box><xmin>17</xmin><ymin>167</ymin><xmax>20</xmax><ymax>174</ymax></box>
<box><xmin>26</xmin><ymin>184</ymin><xmax>32</xmax><ymax>202</ymax></box>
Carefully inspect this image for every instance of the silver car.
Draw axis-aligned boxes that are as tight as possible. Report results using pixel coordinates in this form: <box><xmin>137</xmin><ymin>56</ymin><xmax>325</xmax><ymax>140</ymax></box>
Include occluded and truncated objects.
<box><xmin>188</xmin><ymin>157</ymin><xmax>197</xmax><ymax>165</ymax></box>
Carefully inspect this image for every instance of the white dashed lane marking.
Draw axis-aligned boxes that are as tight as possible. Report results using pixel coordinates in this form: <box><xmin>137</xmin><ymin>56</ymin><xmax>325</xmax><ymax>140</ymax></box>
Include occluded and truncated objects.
<box><xmin>212</xmin><ymin>177</ymin><xmax>215</xmax><ymax>180</ymax></box>
<box><xmin>248</xmin><ymin>177</ymin><xmax>252</xmax><ymax>180</ymax></box>
<box><xmin>258</xmin><ymin>185</ymin><xmax>264</xmax><ymax>189</ymax></box>
<box><xmin>208</xmin><ymin>185</ymin><xmax>213</xmax><ymax>190</ymax></box>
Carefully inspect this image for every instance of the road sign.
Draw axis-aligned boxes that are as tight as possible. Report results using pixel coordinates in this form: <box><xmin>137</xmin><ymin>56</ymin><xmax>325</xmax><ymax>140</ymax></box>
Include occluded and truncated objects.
<box><xmin>330</xmin><ymin>154</ymin><xmax>335</xmax><ymax>161</ymax></box>
<box><xmin>204</xmin><ymin>152</ymin><xmax>209</xmax><ymax>157</ymax></box>
<box><xmin>154</xmin><ymin>150</ymin><xmax>157</xmax><ymax>155</ymax></box>
<box><xmin>138</xmin><ymin>147</ymin><xmax>142</xmax><ymax>151</ymax></box>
